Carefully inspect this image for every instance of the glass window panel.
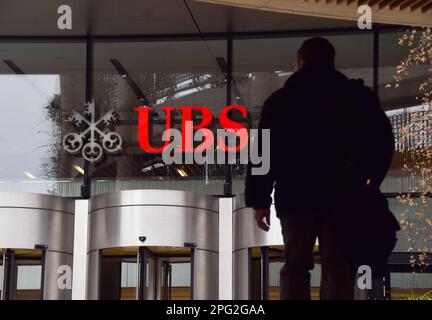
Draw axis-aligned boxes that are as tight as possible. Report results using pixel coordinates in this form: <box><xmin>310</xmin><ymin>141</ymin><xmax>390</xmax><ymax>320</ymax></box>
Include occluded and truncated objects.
<box><xmin>171</xmin><ymin>262</ymin><xmax>190</xmax><ymax>287</ymax></box>
<box><xmin>388</xmin><ymin>198</ymin><xmax>432</xmax><ymax>254</ymax></box>
<box><xmin>269</xmin><ymin>261</ymin><xmax>283</xmax><ymax>287</ymax></box>
<box><xmin>269</xmin><ymin>260</ymin><xmax>327</xmax><ymax>288</ymax></box>
<box><xmin>391</xmin><ymin>272</ymin><xmax>432</xmax><ymax>289</ymax></box>
<box><xmin>232</xmin><ymin>34</ymin><xmax>373</xmax><ymax>192</ymax></box>
<box><xmin>16</xmin><ymin>265</ymin><xmax>41</xmax><ymax>290</ymax></box>
<box><xmin>15</xmin><ymin>262</ymin><xmax>42</xmax><ymax>300</ymax></box>
<box><xmin>268</xmin><ymin>261</ymin><xmax>321</xmax><ymax>300</ymax></box>
<box><xmin>379</xmin><ymin>31</ymin><xmax>430</xmax><ymax>111</ymax></box>
<box><xmin>380</xmin><ymin>31</ymin><xmax>431</xmax><ymax>192</ymax></box>
<box><xmin>121</xmin><ymin>262</ymin><xmax>138</xmax><ymax>288</ymax></box>
<box><xmin>92</xmin><ymin>40</ymin><xmax>227</xmax><ymax>195</ymax></box>
<box><xmin>0</xmin><ymin>42</ymin><xmax>86</xmax><ymax>196</ymax></box>
<box><xmin>390</xmin><ymin>272</ymin><xmax>432</xmax><ymax>300</ymax></box>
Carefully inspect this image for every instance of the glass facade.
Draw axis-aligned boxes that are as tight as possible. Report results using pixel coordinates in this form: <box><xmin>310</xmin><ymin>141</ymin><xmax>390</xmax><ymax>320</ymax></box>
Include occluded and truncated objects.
<box><xmin>0</xmin><ymin>32</ymin><xmax>377</xmax><ymax>197</ymax></box>
<box><xmin>232</xmin><ymin>33</ymin><xmax>374</xmax><ymax>191</ymax></box>
<box><xmin>0</xmin><ymin>32</ymin><xmax>419</xmax><ymax>197</ymax></box>
<box><xmin>0</xmin><ymin>27</ymin><xmax>431</xmax><ymax>300</ymax></box>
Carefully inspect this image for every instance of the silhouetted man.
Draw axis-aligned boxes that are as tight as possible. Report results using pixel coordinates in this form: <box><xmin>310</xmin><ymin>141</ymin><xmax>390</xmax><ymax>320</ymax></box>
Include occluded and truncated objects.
<box><xmin>245</xmin><ymin>37</ymin><xmax>394</xmax><ymax>300</ymax></box>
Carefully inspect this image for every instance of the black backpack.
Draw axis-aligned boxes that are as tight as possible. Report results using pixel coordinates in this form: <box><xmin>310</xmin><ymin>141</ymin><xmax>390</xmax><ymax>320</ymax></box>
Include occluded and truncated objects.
<box><xmin>329</xmin><ymin>79</ymin><xmax>400</xmax><ymax>278</ymax></box>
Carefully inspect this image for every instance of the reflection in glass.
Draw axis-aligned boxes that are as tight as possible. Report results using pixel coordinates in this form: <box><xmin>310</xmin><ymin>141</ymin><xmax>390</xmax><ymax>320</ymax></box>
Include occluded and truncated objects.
<box><xmin>390</xmin><ymin>273</ymin><xmax>432</xmax><ymax>300</ymax></box>
<box><xmin>102</xmin><ymin>246</ymin><xmax>192</xmax><ymax>300</ymax></box>
<box><xmin>16</xmin><ymin>265</ymin><xmax>42</xmax><ymax>300</ymax></box>
<box><xmin>91</xmin><ymin>41</ymin><xmax>228</xmax><ymax>195</ymax></box>
<box><xmin>232</xmin><ymin>34</ymin><xmax>374</xmax><ymax>193</ymax></box>
<box><xmin>0</xmin><ymin>43</ymin><xmax>86</xmax><ymax>196</ymax></box>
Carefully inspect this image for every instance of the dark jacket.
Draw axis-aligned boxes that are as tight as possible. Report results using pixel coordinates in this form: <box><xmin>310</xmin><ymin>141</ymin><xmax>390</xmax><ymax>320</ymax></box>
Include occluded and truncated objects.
<box><xmin>245</xmin><ymin>66</ymin><xmax>394</xmax><ymax>217</ymax></box>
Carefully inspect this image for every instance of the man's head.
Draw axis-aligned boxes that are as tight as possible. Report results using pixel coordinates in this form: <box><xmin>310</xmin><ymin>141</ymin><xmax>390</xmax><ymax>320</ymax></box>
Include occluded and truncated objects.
<box><xmin>297</xmin><ymin>37</ymin><xmax>336</xmax><ymax>70</ymax></box>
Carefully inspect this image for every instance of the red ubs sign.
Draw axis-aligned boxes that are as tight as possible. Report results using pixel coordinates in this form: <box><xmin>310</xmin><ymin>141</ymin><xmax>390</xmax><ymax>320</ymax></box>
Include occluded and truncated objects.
<box><xmin>134</xmin><ymin>105</ymin><xmax>249</xmax><ymax>153</ymax></box>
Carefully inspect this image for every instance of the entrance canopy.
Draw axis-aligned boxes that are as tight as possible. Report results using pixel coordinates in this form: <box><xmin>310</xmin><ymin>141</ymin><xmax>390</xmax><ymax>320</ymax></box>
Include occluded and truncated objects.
<box><xmin>0</xmin><ymin>0</ymin><xmax>403</xmax><ymax>37</ymax></box>
<box><xmin>196</xmin><ymin>0</ymin><xmax>432</xmax><ymax>28</ymax></box>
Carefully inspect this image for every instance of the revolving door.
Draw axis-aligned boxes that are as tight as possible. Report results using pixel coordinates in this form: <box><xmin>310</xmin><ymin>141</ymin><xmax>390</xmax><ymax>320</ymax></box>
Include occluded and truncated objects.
<box><xmin>233</xmin><ymin>194</ymin><xmax>285</xmax><ymax>300</ymax></box>
<box><xmin>97</xmin><ymin>246</ymin><xmax>196</xmax><ymax>300</ymax></box>
<box><xmin>233</xmin><ymin>194</ymin><xmax>322</xmax><ymax>300</ymax></box>
<box><xmin>0</xmin><ymin>192</ymin><xmax>75</xmax><ymax>300</ymax></box>
<box><xmin>87</xmin><ymin>190</ymin><xmax>219</xmax><ymax>300</ymax></box>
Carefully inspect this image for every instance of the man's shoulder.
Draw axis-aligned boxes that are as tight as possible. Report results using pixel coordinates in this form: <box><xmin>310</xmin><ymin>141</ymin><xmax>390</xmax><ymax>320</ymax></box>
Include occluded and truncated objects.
<box><xmin>263</xmin><ymin>87</ymin><xmax>289</xmax><ymax>108</ymax></box>
<box><xmin>348</xmin><ymin>78</ymin><xmax>380</xmax><ymax>105</ymax></box>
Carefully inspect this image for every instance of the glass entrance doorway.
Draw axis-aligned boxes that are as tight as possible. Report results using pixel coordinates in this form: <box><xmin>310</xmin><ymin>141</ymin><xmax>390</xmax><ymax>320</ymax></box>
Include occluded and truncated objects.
<box><xmin>247</xmin><ymin>246</ymin><xmax>321</xmax><ymax>300</ymax></box>
<box><xmin>0</xmin><ymin>248</ymin><xmax>45</xmax><ymax>300</ymax></box>
<box><xmin>99</xmin><ymin>246</ymin><xmax>194</xmax><ymax>300</ymax></box>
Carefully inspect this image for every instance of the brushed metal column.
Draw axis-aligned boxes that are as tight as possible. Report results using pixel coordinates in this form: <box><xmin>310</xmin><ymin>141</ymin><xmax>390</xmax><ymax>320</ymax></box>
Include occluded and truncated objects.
<box><xmin>232</xmin><ymin>194</ymin><xmax>283</xmax><ymax>300</ymax></box>
<box><xmin>193</xmin><ymin>249</ymin><xmax>218</xmax><ymax>299</ymax></box>
<box><xmin>44</xmin><ymin>251</ymin><xmax>73</xmax><ymax>299</ymax></box>
<box><xmin>86</xmin><ymin>250</ymin><xmax>100</xmax><ymax>300</ymax></box>
<box><xmin>72</xmin><ymin>199</ymin><xmax>89</xmax><ymax>300</ymax></box>
<box><xmin>233</xmin><ymin>249</ymin><xmax>250</xmax><ymax>300</ymax></box>
<box><xmin>218</xmin><ymin>197</ymin><xmax>233</xmax><ymax>299</ymax></box>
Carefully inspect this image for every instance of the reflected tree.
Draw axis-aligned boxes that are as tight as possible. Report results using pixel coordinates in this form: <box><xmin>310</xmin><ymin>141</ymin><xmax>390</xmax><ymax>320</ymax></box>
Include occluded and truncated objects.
<box><xmin>389</xmin><ymin>28</ymin><xmax>432</xmax><ymax>284</ymax></box>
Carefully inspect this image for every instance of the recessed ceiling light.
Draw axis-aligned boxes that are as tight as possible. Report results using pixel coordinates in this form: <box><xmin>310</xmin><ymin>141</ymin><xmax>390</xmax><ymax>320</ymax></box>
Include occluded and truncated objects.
<box><xmin>73</xmin><ymin>165</ymin><xmax>85</xmax><ymax>175</ymax></box>
<box><xmin>176</xmin><ymin>168</ymin><xmax>187</xmax><ymax>177</ymax></box>
<box><xmin>23</xmin><ymin>171</ymin><xmax>36</xmax><ymax>179</ymax></box>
